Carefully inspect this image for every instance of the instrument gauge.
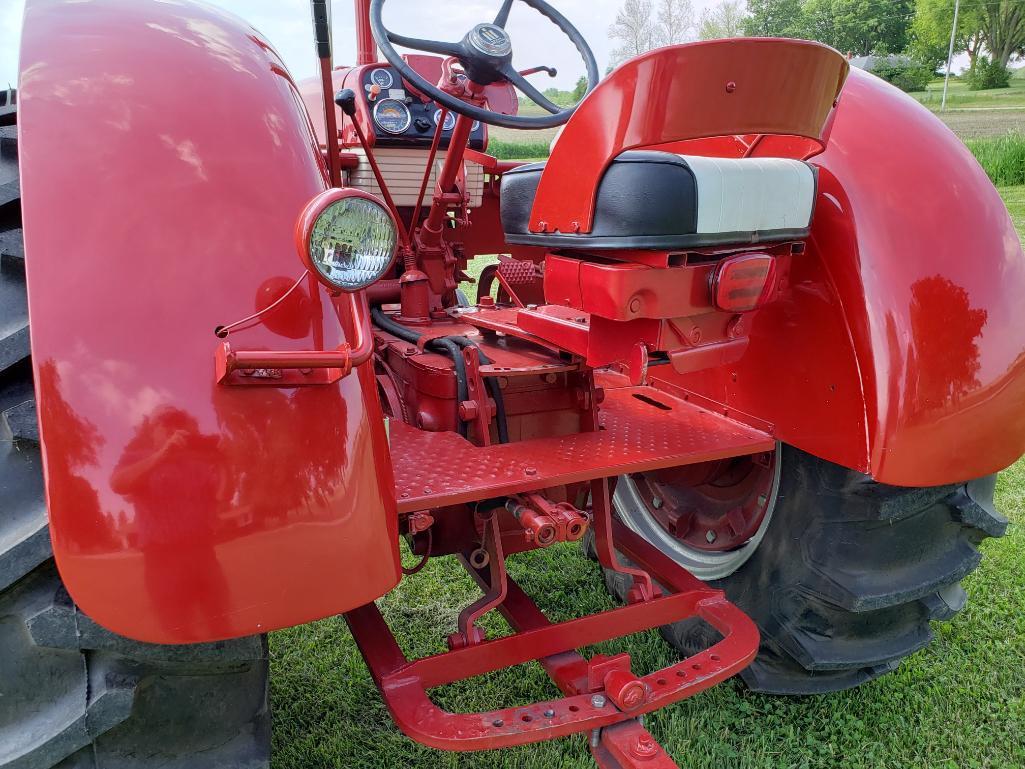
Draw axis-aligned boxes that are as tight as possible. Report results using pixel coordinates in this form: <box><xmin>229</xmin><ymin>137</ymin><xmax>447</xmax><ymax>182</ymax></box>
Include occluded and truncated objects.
<box><xmin>373</xmin><ymin>98</ymin><xmax>412</xmax><ymax>134</ymax></box>
<box><xmin>369</xmin><ymin>68</ymin><xmax>394</xmax><ymax>89</ymax></box>
<box><xmin>433</xmin><ymin>109</ymin><xmax>457</xmax><ymax>131</ymax></box>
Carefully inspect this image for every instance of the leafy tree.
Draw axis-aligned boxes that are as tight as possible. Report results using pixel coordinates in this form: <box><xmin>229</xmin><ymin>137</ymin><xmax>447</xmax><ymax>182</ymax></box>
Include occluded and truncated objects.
<box><xmin>973</xmin><ymin>0</ymin><xmax>1025</xmax><ymax>68</ymax></box>
<box><xmin>912</xmin><ymin>0</ymin><xmax>1023</xmax><ymax>71</ymax></box>
<box><xmin>654</xmin><ymin>0</ymin><xmax>697</xmax><ymax>46</ymax></box>
<box><xmin>609</xmin><ymin>0</ymin><xmax>655</xmax><ymax>63</ymax></box>
<box><xmin>802</xmin><ymin>0</ymin><xmax>914</xmax><ymax>55</ymax></box>
<box><xmin>698</xmin><ymin>0</ymin><xmax>748</xmax><ymax>39</ymax></box>
<box><xmin>911</xmin><ymin>0</ymin><xmax>984</xmax><ymax>70</ymax></box>
<box><xmin>743</xmin><ymin>0</ymin><xmax>804</xmax><ymax>38</ymax></box>
<box><xmin>572</xmin><ymin>76</ymin><xmax>588</xmax><ymax>101</ymax></box>
<box><xmin>609</xmin><ymin>0</ymin><xmax>694</xmax><ymax>63</ymax></box>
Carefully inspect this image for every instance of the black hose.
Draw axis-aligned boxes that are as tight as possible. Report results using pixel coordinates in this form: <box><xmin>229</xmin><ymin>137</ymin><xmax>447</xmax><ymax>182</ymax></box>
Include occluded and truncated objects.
<box><xmin>371</xmin><ymin>308</ymin><xmax>510</xmax><ymax>443</ymax></box>
<box><xmin>371</xmin><ymin>307</ymin><xmax>419</xmax><ymax>345</ymax></box>
<box><xmin>371</xmin><ymin>308</ymin><xmax>472</xmax><ymax>439</ymax></box>
<box><xmin>431</xmin><ymin>338</ymin><xmax>468</xmax><ymax>438</ymax></box>
<box><xmin>445</xmin><ymin>336</ymin><xmax>510</xmax><ymax>445</ymax></box>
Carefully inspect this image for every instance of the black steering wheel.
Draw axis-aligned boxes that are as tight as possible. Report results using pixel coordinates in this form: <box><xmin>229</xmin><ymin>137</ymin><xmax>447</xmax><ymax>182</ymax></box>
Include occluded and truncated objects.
<box><xmin>368</xmin><ymin>0</ymin><xmax>599</xmax><ymax>129</ymax></box>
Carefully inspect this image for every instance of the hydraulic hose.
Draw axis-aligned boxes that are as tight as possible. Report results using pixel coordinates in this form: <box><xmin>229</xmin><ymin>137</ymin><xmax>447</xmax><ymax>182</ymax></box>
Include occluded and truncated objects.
<box><xmin>445</xmin><ymin>336</ymin><xmax>510</xmax><ymax>445</ymax></box>
<box><xmin>370</xmin><ymin>308</ymin><xmax>509</xmax><ymax>442</ymax></box>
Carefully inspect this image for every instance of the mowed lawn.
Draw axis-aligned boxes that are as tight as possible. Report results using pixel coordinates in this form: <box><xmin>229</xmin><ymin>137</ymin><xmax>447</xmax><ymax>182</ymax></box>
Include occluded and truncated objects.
<box><xmin>910</xmin><ymin>74</ymin><xmax>1025</xmax><ymax>139</ymax></box>
<box><xmin>269</xmin><ymin>189</ymin><xmax>1025</xmax><ymax>769</ymax></box>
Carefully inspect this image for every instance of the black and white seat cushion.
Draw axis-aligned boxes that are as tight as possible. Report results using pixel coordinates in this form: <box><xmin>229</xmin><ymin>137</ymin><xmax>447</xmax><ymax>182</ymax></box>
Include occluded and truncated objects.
<box><xmin>500</xmin><ymin>151</ymin><xmax>817</xmax><ymax>250</ymax></box>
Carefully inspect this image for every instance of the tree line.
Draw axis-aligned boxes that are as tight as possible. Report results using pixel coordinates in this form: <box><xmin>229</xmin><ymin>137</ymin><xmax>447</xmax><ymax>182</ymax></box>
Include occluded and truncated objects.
<box><xmin>604</xmin><ymin>0</ymin><xmax>1024</xmax><ymax>90</ymax></box>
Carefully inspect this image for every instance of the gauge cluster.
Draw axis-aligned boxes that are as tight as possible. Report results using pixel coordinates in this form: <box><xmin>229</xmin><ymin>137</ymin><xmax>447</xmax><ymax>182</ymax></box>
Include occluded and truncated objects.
<box><xmin>361</xmin><ymin>66</ymin><xmax>485</xmax><ymax>149</ymax></box>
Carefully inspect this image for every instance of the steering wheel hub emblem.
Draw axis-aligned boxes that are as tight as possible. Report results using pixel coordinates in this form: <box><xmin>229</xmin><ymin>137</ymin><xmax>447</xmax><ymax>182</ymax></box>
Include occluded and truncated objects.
<box><xmin>467</xmin><ymin>23</ymin><xmax>512</xmax><ymax>57</ymax></box>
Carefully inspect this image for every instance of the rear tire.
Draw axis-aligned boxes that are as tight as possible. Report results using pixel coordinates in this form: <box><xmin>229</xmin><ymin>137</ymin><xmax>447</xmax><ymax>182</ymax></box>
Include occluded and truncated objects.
<box><xmin>595</xmin><ymin>444</ymin><xmax>1007</xmax><ymax>694</ymax></box>
<box><xmin>1</xmin><ymin>103</ymin><xmax>270</xmax><ymax>769</ymax></box>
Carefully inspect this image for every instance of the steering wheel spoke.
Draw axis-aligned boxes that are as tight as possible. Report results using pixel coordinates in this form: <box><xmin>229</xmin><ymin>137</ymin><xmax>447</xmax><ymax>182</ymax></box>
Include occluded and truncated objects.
<box><xmin>493</xmin><ymin>0</ymin><xmax>515</xmax><ymax>27</ymax></box>
<box><xmin>499</xmin><ymin>63</ymin><xmax>563</xmax><ymax>114</ymax></box>
<box><xmin>386</xmin><ymin>31</ymin><xmax>463</xmax><ymax>58</ymax></box>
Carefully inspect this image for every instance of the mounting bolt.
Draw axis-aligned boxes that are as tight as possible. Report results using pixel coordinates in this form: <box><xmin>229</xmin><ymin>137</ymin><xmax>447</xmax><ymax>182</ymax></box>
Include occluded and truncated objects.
<box><xmin>590</xmin><ymin>694</ymin><xmax>607</xmax><ymax>708</ymax></box>
<box><xmin>493</xmin><ymin>718</ymin><xmax>504</xmax><ymax>727</ymax></box>
<box><xmin>524</xmin><ymin>466</ymin><xmax>538</xmax><ymax>476</ymax></box>
<box><xmin>652</xmin><ymin>496</ymin><xmax>663</xmax><ymax>509</ymax></box>
<box><xmin>705</xmin><ymin>529</ymin><xmax>717</xmax><ymax>543</ymax></box>
<box><xmin>632</xmin><ymin>734</ymin><xmax>659</xmax><ymax>759</ymax></box>
<box><xmin>543</xmin><ymin>709</ymin><xmax>555</xmax><ymax>718</ymax></box>
<box><xmin>543</xmin><ymin>372</ymin><xmax>558</xmax><ymax>384</ymax></box>
<box><xmin>726</xmin><ymin>80</ymin><xmax>737</xmax><ymax>93</ymax></box>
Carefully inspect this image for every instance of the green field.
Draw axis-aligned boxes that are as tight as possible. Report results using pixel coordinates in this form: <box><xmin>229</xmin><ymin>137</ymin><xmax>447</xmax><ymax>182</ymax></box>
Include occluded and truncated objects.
<box><xmin>488</xmin><ymin>73</ymin><xmax>1025</xmax><ymax>151</ymax></box>
<box><xmin>911</xmin><ymin>75</ymin><xmax>1025</xmax><ymax>139</ymax></box>
<box><xmin>269</xmin><ymin>189</ymin><xmax>1025</xmax><ymax>768</ymax></box>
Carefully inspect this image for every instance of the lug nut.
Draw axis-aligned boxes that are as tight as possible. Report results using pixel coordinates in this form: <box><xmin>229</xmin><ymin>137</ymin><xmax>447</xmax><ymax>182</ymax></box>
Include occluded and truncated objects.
<box><xmin>705</xmin><ymin>529</ymin><xmax>717</xmax><ymax>543</ymax></box>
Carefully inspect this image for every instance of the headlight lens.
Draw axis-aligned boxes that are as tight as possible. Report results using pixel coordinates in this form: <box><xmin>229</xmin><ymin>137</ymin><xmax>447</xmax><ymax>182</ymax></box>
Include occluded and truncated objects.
<box><xmin>305</xmin><ymin>194</ymin><xmax>397</xmax><ymax>291</ymax></box>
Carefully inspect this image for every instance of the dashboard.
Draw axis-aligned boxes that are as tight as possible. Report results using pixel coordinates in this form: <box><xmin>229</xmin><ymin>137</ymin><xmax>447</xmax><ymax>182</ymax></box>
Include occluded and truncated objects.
<box><xmin>360</xmin><ymin>65</ymin><xmax>486</xmax><ymax>150</ymax></box>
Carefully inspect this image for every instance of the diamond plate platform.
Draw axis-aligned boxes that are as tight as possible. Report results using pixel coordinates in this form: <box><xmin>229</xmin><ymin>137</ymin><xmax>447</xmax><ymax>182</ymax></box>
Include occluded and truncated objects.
<box><xmin>391</xmin><ymin>386</ymin><xmax>774</xmax><ymax>513</ymax></box>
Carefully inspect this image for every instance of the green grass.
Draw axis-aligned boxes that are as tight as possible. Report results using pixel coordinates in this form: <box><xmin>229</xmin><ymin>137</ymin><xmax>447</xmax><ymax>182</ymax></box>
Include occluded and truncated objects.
<box><xmin>269</xmin><ymin>189</ymin><xmax>1025</xmax><ymax>768</ymax></box>
<box><xmin>910</xmin><ymin>75</ymin><xmax>1025</xmax><ymax>110</ymax></box>
<box><xmin>967</xmin><ymin>135</ymin><xmax>1025</xmax><ymax>186</ymax></box>
<box><xmin>488</xmin><ymin>138</ymin><xmax>552</xmax><ymax>161</ymax></box>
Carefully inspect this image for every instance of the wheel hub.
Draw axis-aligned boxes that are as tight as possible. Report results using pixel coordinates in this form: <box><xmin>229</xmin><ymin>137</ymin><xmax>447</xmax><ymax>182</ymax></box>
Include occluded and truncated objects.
<box><xmin>615</xmin><ymin>447</ymin><xmax>780</xmax><ymax>581</ymax></box>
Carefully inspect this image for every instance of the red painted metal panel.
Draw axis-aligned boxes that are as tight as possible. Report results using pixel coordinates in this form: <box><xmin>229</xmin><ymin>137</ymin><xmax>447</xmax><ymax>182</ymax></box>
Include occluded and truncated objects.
<box><xmin>18</xmin><ymin>0</ymin><xmax>399</xmax><ymax>643</ymax></box>
<box><xmin>663</xmin><ymin>70</ymin><xmax>1025</xmax><ymax>484</ymax></box>
<box><xmin>391</xmin><ymin>385</ymin><xmax>774</xmax><ymax>513</ymax></box>
<box><xmin>529</xmin><ymin>38</ymin><xmax>848</xmax><ymax>233</ymax></box>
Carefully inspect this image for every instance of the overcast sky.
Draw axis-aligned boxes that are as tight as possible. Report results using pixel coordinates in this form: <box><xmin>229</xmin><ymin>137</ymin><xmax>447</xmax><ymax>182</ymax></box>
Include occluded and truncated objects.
<box><xmin>1</xmin><ymin>0</ymin><xmax>728</xmax><ymax>91</ymax></box>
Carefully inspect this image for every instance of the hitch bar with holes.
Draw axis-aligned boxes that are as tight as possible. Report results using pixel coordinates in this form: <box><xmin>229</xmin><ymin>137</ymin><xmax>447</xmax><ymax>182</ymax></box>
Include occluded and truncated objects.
<box><xmin>344</xmin><ymin>519</ymin><xmax>759</xmax><ymax>762</ymax></box>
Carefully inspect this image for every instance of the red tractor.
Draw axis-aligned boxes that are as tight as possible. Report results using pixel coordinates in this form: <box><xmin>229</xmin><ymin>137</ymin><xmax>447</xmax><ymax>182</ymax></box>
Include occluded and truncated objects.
<box><xmin>2</xmin><ymin>0</ymin><xmax>1022</xmax><ymax>766</ymax></box>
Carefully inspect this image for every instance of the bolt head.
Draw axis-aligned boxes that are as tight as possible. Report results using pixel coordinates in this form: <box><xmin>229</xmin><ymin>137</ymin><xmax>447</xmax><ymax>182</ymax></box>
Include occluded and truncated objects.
<box><xmin>652</xmin><ymin>496</ymin><xmax>663</xmax><ymax>509</ymax></box>
<box><xmin>705</xmin><ymin>529</ymin><xmax>717</xmax><ymax>543</ymax></box>
<box><xmin>543</xmin><ymin>708</ymin><xmax>555</xmax><ymax>718</ymax></box>
<box><xmin>590</xmin><ymin>694</ymin><xmax>607</xmax><ymax>708</ymax></box>
<box><xmin>632</xmin><ymin>735</ymin><xmax>659</xmax><ymax>758</ymax></box>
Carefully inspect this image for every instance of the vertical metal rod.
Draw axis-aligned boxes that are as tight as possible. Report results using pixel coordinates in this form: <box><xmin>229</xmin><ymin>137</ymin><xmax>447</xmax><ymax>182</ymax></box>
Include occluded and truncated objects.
<box><xmin>354</xmin><ymin>0</ymin><xmax>378</xmax><ymax>65</ymax></box>
<box><xmin>941</xmin><ymin>0</ymin><xmax>961</xmax><ymax>112</ymax></box>
<box><xmin>319</xmin><ymin>58</ymin><xmax>343</xmax><ymax>186</ymax></box>
<box><xmin>311</xmin><ymin>1</ymin><xmax>342</xmax><ymax>186</ymax></box>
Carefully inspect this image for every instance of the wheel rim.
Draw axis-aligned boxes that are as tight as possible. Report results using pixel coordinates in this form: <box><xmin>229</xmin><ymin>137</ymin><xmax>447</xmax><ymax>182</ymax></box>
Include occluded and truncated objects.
<box><xmin>614</xmin><ymin>445</ymin><xmax>781</xmax><ymax>581</ymax></box>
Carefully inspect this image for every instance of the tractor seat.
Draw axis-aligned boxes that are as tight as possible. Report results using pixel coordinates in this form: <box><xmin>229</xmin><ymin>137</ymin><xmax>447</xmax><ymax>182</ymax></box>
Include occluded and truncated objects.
<box><xmin>501</xmin><ymin>151</ymin><xmax>817</xmax><ymax>250</ymax></box>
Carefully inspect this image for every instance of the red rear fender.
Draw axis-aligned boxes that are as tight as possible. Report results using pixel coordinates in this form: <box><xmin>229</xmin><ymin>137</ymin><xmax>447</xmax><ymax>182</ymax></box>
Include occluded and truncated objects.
<box><xmin>665</xmin><ymin>70</ymin><xmax>1025</xmax><ymax>485</ymax></box>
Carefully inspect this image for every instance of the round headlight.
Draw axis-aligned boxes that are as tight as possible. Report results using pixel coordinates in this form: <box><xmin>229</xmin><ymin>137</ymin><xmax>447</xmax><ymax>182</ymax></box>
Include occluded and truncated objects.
<box><xmin>297</xmin><ymin>190</ymin><xmax>398</xmax><ymax>292</ymax></box>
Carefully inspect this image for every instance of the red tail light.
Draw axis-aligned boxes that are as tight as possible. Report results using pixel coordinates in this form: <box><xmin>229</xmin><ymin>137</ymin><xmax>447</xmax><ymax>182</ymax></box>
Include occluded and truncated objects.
<box><xmin>712</xmin><ymin>253</ymin><xmax>777</xmax><ymax>313</ymax></box>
